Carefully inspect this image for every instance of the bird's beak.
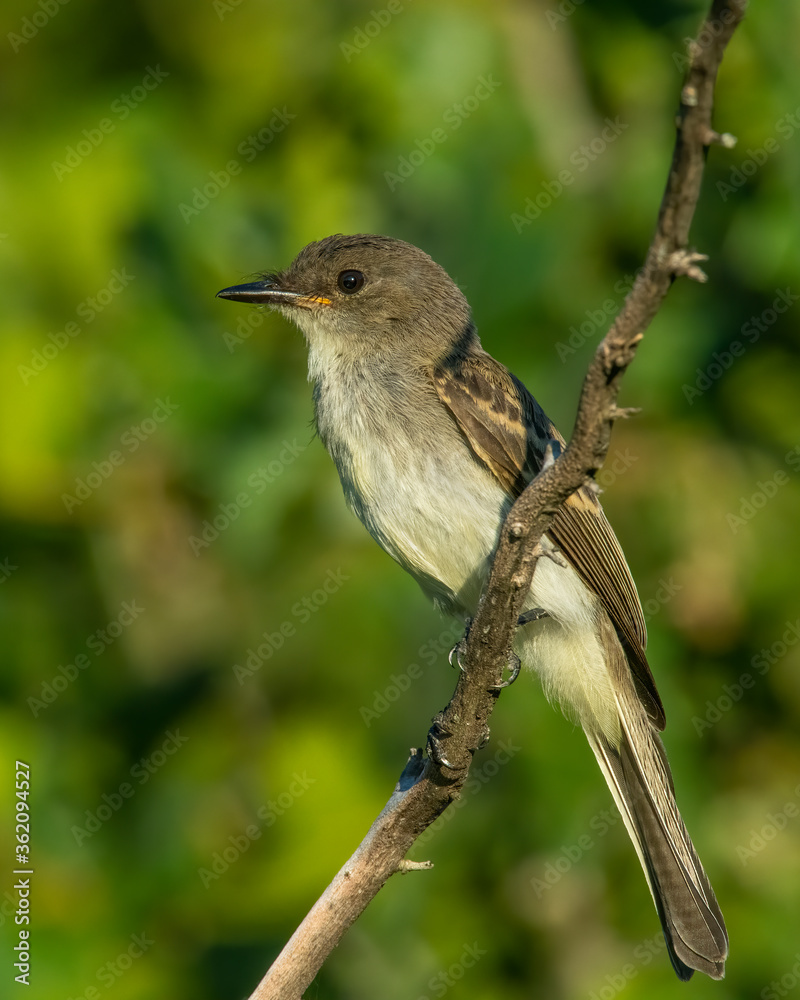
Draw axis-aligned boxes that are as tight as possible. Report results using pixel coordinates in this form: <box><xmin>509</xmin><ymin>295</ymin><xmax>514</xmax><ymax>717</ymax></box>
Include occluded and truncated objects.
<box><xmin>216</xmin><ymin>280</ymin><xmax>331</xmax><ymax>308</ymax></box>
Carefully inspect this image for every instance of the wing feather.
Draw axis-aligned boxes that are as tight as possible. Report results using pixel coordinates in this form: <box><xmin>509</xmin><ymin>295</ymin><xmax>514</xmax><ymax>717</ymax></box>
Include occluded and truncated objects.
<box><xmin>433</xmin><ymin>349</ymin><xmax>665</xmax><ymax>727</ymax></box>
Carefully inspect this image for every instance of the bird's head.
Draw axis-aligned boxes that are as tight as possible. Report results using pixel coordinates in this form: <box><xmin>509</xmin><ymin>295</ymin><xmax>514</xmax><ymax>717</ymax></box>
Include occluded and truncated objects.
<box><xmin>217</xmin><ymin>234</ymin><xmax>475</xmax><ymax>366</ymax></box>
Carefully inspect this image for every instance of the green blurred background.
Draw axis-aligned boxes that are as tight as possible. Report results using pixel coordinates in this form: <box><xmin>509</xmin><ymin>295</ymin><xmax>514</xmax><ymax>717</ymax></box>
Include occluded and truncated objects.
<box><xmin>1</xmin><ymin>0</ymin><xmax>799</xmax><ymax>997</ymax></box>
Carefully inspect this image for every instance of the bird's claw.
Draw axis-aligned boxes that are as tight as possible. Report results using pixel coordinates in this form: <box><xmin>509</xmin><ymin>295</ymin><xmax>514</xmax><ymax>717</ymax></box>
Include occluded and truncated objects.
<box><xmin>448</xmin><ymin>619</ymin><xmax>472</xmax><ymax>672</ymax></box>
<box><xmin>517</xmin><ymin>607</ymin><xmax>549</xmax><ymax>627</ymax></box>
<box><xmin>449</xmin><ymin>611</ymin><xmax>545</xmax><ymax>691</ymax></box>
<box><xmin>448</xmin><ymin>639</ymin><xmax>467</xmax><ymax>672</ymax></box>
<box><xmin>492</xmin><ymin>608</ymin><xmax>548</xmax><ymax>688</ymax></box>
<box><xmin>489</xmin><ymin>651</ymin><xmax>522</xmax><ymax>691</ymax></box>
<box><xmin>427</xmin><ymin>718</ymin><xmax>455</xmax><ymax>769</ymax></box>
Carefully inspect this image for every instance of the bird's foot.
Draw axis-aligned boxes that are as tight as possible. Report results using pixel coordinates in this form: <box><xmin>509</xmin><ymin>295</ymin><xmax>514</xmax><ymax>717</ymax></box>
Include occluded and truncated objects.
<box><xmin>427</xmin><ymin>716</ymin><xmax>490</xmax><ymax>769</ymax></box>
<box><xmin>427</xmin><ymin>717</ymin><xmax>455</xmax><ymax>769</ymax></box>
<box><xmin>487</xmin><ymin>608</ymin><xmax>548</xmax><ymax>690</ymax></box>
<box><xmin>448</xmin><ymin>619</ymin><xmax>472</xmax><ymax>673</ymax></box>
<box><xmin>517</xmin><ymin>607</ymin><xmax>549</xmax><ymax>628</ymax></box>
<box><xmin>489</xmin><ymin>651</ymin><xmax>522</xmax><ymax>690</ymax></box>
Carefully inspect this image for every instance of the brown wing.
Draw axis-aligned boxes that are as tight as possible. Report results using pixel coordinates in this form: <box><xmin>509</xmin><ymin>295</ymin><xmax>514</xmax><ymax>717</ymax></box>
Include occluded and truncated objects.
<box><xmin>433</xmin><ymin>349</ymin><xmax>665</xmax><ymax>729</ymax></box>
<box><xmin>549</xmin><ymin>491</ymin><xmax>665</xmax><ymax>728</ymax></box>
<box><xmin>433</xmin><ymin>350</ymin><xmax>542</xmax><ymax>496</ymax></box>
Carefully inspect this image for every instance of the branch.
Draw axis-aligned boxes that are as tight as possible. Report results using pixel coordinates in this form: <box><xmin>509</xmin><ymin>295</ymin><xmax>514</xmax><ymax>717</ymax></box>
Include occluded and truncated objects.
<box><xmin>246</xmin><ymin>4</ymin><xmax>746</xmax><ymax>997</ymax></box>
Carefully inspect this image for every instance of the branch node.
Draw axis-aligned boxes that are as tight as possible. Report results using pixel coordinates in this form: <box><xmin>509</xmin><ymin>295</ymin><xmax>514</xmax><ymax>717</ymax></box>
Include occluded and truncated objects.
<box><xmin>701</xmin><ymin>126</ymin><xmax>737</xmax><ymax>149</ymax></box>
<box><xmin>605</xmin><ymin>331</ymin><xmax>643</xmax><ymax>369</ymax></box>
<box><xmin>397</xmin><ymin>859</ymin><xmax>434</xmax><ymax>874</ymax></box>
<box><xmin>667</xmin><ymin>249</ymin><xmax>709</xmax><ymax>283</ymax></box>
<box><xmin>681</xmin><ymin>82</ymin><xmax>699</xmax><ymax>107</ymax></box>
<box><xmin>508</xmin><ymin>521</ymin><xmax>525</xmax><ymax>538</ymax></box>
<box><xmin>609</xmin><ymin>405</ymin><xmax>641</xmax><ymax>421</ymax></box>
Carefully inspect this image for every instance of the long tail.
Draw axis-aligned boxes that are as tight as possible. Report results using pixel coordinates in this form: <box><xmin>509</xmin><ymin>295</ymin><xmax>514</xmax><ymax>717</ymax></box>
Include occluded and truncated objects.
<box><xmin>586</xmin><ymin>694</ymin><xmax>728</xmax><ymax>979</ymax></box>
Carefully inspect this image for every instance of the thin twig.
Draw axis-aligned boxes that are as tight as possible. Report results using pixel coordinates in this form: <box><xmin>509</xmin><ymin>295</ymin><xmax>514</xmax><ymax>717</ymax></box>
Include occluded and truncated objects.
<box><xmin>246</xmin><ymin>3</ymin><xmax>746</xmax><ymax>997</ymax></box>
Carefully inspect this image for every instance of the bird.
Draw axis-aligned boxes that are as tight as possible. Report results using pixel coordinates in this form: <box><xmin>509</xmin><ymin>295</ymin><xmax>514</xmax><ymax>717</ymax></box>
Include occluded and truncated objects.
<box><xmin>217</xmin><ymin>233</ymin><xmax>728</xmax><ymax>980</ymax></box>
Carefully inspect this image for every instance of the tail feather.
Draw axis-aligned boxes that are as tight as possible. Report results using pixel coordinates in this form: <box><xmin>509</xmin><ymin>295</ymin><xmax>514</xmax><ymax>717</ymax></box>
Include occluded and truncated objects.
<box><xmin>587</xmin><ymin>720</ymin><xmax>728</xmax><ymax>980</ymax></box>
<box><xmin>520</xmin><ymin>570</ymin><xmax>728</xmax><ymax>979</ymax></box>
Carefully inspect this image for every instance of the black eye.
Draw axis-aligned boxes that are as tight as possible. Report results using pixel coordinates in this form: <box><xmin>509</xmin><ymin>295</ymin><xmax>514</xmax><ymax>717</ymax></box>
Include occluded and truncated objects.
<box><xmin>337</xmin><ymin>270</ymin><xmax>365</xmax><ymax>294</ymax></box>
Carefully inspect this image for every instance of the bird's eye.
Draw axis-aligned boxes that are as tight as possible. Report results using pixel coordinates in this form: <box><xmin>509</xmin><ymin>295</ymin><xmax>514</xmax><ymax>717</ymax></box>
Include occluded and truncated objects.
<box><xmin>337</xmin><ymin>270</ymin><xmax>365</xmax><ymax>294</ymax></box>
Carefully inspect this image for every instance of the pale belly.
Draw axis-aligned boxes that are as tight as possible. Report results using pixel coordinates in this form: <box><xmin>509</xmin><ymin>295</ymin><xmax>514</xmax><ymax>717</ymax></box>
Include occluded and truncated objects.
<box><xmin>317</xmin><ymin>379</ymin><xmax>618</xmax><ymax>737</ymax></box>
<box><xmin>338</xmin><ymin>432</ymin><xmax>508</xmax><ymax>615</ymax></box>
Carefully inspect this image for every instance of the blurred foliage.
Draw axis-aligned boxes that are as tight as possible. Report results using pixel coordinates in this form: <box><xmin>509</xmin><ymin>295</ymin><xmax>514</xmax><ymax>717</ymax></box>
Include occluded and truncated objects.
<box><xmin>0</xmin><ymin>0</ymin><xmax>798</xmax><ymax>997</ymax></box>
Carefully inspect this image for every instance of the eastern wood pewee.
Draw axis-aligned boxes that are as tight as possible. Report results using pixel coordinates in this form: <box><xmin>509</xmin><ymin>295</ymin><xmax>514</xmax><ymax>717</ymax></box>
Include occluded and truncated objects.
<box><xmin>218</xmin><ymin>234</ymin><xmax>728</xmax><ymax>980</ymax></box>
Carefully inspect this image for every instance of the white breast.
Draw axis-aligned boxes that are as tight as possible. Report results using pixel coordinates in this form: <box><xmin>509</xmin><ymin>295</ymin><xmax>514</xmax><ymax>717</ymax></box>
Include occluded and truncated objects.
<box><xmin>312</xmin><ymin>355</ymin><xmax>507</xmax><ymax>614</ymax></box>
<box><xmin>311</xmin><ymin>350</ymin><xmax>619</xmax><ymax>739</ymax></box>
